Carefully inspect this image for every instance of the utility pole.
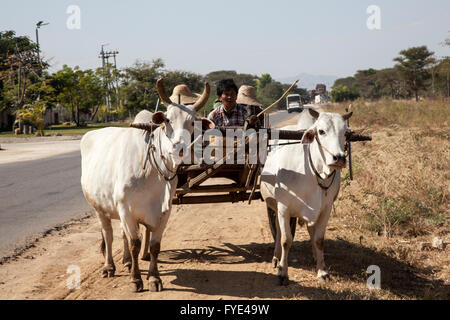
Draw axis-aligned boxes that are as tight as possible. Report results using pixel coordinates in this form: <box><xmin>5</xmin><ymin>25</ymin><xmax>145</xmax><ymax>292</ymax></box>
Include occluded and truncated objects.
<box><xmin>35</xmin><ymin>21</ymin><xmax>49</xmax><ymax>75</ymax></box>
<box><xmin>111</xmin><ymin>51</ymin><xmax>120</xmax><ymax>113</ymax></box>
<box><xmin>98</xmin><ymin>45</ymin><xmax>119</xmax><ymax>122</ymax></box>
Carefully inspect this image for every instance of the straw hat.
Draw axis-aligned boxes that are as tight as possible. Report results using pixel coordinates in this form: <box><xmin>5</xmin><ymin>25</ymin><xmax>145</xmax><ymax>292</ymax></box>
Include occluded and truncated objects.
<box><xmin>169</xmin><ymin>84</ymin><xmax>201</xmax><ymax>105</ymax></box>
<box><xmin>236</xmin><ymin>85</ymin><xmax>263</xmax><ymax>107</ymax></box>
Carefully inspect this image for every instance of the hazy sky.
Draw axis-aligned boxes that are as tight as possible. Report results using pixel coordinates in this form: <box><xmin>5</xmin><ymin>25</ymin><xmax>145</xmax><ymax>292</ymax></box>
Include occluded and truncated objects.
<box><xmin>1</xmin><ymin>0</ymin><xmax>449</xmax><ymax>79</ymax></box>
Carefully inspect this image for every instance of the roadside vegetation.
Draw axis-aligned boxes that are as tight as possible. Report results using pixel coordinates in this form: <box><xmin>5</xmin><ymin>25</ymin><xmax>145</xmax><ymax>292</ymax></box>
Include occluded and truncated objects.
<box><xmin>312</xmin><ymin>98</ymin><xmax>449</xmax><ymax>299</ymax></box>
<box><xmin>322</xmin><ymin>98</ymin><xmax>449</xmax><ymax>238</ymax></box>
<box><xmin>0</xmin><ymin>121</ymin><xmax>129</xmax><ymax>137</ymax></box>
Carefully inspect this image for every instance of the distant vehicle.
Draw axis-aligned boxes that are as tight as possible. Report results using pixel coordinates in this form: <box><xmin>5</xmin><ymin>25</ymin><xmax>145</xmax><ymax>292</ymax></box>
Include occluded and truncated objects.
<box><xmin>286</xmin><ymin>94</ymin><xmax>303</xmax><ymax>113</ymax></box>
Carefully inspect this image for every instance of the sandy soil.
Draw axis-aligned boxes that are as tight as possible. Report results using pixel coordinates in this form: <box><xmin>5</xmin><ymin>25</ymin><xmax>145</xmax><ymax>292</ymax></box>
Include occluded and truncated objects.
<box><xmin>1</xmin><ymin>193</ymin><xmax>447</xmax><ymax>300</ymax></box>
<box><xmin>0</xmin><ymin>196</ymin><xmax>373</xmax><ymax>300</ymax></box>
<box><xmin>0</xmin><ymin>200</ymin><xmax>292</xmax><ymax>300</ymax></box>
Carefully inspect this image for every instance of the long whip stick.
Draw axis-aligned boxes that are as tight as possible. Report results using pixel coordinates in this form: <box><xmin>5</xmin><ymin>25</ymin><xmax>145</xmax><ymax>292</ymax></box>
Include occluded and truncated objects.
<box><xmin>256</xmin><ymin>80</ymin><xmax>299</xmax><ymax>118</ymax></box>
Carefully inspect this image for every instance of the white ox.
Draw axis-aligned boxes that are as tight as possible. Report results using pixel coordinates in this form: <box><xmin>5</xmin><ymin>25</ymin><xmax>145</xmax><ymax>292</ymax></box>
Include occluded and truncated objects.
<box><xmin>81</xmin><ymin>79</ymin><xmax>210</xmax><ymax>292</ymax></box>
<box><xmin>260</xmin><ymin>108</ymin><xmax>352</xmax><ymax>285</ymax></box>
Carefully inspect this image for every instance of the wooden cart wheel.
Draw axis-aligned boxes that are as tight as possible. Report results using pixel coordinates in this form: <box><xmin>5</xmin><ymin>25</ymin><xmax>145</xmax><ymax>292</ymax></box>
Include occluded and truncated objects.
<box><xmin>267</xmin><ymin>207</ymin><xmax>296</xmax><ymax>241</ymax></box>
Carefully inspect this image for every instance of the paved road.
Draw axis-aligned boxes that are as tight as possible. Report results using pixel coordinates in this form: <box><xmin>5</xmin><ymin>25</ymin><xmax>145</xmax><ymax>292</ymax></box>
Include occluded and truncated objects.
<box><xmin>266</xmin><ymin>105</ymin><xmax>319</xmax><ymax>128</ymax></box>
<box><xmin>267</xmin><ymin>110</ymin><xmax>297</xmax><ymax>127</ymax></box>
<box><xmin>0</xmin><ymin>151</ymin><xmax>91</xmax><ymax>256</ymax></box>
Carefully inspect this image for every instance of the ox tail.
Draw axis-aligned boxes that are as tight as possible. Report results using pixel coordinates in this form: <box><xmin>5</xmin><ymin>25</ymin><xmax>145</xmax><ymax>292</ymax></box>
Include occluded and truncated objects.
<box><xmin>267</xmin><ymin>205</ymin><xmax>297</xmax><ymax>241</ymax></box>
<box><xmin>267</xmin><ymin>206</ymin><xmax>278</xmax><ymax>241</ymax></box>
<box><xmin>100</xmin><ymin>233</ymin><xmax>106</xmax><ymax>257</ymax></box>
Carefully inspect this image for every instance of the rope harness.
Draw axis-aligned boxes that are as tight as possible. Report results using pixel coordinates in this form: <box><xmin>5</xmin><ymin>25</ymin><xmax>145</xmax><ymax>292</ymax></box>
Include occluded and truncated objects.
<box><xmin>144</xmin><ymin>123</ymin><xmax>178</xmax><ymax>181</ymax></box>
<box><xmin>143</xmin><ymin>123</ymin><xmax>340</xmax><ymax>188</ymax></box>
<box><xmin>308</xmin><ymin>136</ymin><xmax>337</xmax><ymax>191</ymax></box>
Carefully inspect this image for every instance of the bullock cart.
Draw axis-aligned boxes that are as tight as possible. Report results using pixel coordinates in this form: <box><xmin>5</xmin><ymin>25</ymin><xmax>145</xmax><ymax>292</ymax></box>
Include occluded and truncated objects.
<box><xmin>165</xmin><ymin>118</ymin><xmax>371</xmax><ymax>239</ymax></box>
<box><xmin>131</xmin><ymin>115</ymin><xmax>371</xmax><ymax>240</ymax></box>
<box><xmin>130</xmin><ymin>79</ymin><xmax>371</xmax><ymax>241</ymax></box>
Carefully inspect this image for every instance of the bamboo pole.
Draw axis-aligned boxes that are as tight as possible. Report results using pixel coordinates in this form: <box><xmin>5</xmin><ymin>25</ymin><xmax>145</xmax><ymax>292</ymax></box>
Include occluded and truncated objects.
<box><xmin>257</xmin><ymin>80</ymin><xmax>299</xmax><ymax>118</ymax></box>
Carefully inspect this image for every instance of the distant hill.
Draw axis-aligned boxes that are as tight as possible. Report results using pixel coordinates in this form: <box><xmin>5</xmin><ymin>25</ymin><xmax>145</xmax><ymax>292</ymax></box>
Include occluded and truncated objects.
<box><xmin>276</xmin><ymin>73</ymin><xmax>339</xmax><ymax>90</ymax></box>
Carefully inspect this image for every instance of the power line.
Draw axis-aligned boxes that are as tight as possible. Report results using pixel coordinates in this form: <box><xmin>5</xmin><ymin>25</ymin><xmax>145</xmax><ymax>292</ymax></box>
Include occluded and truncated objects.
<box><xmin>98</xmin><ymin>45</ymin><xmax>119</xmax><ymax>122</ymax></box>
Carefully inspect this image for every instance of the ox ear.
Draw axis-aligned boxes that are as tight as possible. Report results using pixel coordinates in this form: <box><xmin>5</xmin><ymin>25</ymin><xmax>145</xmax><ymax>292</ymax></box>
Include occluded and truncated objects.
<box><xmin>342</xmin><ymin>111</ymin><xmax>353</xmax><ymax>121</ymax></box>
<box><xmin>152</xmin><ymin>112</ymin><xmax>166</xmax><ymax>125</ymax></box>
<box><xmin>308</xmin><ymin>108</ymin><xmax>320</xmax><ymax>119</ymax></box>
<box><xmin>201</xmin><ymin>118</ymin><xmax>215</xmax><ymax>131</ymax></box>
<box><xmin>301</xmin><ymin>127</ymin><xmax>316</xmax><ymax>144</ymax></box>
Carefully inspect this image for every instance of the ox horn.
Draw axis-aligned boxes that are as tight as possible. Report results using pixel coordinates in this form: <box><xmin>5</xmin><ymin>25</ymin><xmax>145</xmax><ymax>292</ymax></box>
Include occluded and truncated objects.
<box><xmin>156</xmin><ymin>78</ymin><xmax>172</xmax><ymax>106</ymax></box>
<box><xmin>192</xmin><ymin>82</ymin><xmax>210</xmax><ymax>112</ymax></box>
<box><xmin>308</xmin><ymin>108</ymin><xmax>320</xmax><ymax>119</ymax></box>
<box><xmin>342</xmin><ymin>111</ymin><xmax>353</xmax><ymax>121</ymax></box>
<box><xmin>130</xmin><ymin>123</ymin><xmax>160</xmax><ymax>131</ymax></box>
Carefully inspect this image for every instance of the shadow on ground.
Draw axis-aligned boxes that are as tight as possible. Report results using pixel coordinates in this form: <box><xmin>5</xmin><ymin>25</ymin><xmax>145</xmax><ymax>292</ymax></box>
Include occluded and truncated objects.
<box><xmin>155</xmin><ymin>239</ymin><xmax>449</xmax><ymax>299</ymax></box>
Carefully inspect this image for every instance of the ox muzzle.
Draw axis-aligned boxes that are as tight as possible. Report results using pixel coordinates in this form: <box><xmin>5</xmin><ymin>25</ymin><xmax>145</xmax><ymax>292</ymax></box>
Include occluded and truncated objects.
<box><xmin>330</xmin><ymin>153</ymin><xmax>346</xmax><ymax>168</ymax></box>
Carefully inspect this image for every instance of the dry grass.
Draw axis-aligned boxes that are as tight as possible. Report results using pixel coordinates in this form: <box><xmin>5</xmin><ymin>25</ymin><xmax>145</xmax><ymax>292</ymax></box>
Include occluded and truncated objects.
<box><xmin>323</xmin><ymin>98</ymin><xmax>450</xmax><ymax>237</ymax></box>
<box><xmin>323</xmin><ymin>97</ymin><xmax>449</xmax><ymax>129</ymax></box>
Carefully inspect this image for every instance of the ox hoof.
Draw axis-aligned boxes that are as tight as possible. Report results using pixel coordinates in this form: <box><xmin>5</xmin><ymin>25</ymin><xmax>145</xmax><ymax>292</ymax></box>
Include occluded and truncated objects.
<box><xmin>148</xmin><ymin>276</ymin><xmax>163</xmax><ymax>292</ymax></box>
<box><xmin>123</xmin><ymin>262</ymin><xmax>132</xmax><ymax>273</ymax></box>
<box><xmin>130</xmin><ymin>279</ymin><xmax>144</xmax><ymax>293</ymax></box>
<box><xmin>272</xmin><ymin>257</ymin><xmax>279</xmax><ymax>269</ymax></box>
<box><xmin>276</xmin><ymin>275</ymin><xmax>289</xmax><ymax>286</ymax></box>
<box><xmin>141</xmin><ymin>253</ymin><xmax>151</xmax><ymax>261</ymax></box>
<box><xmin>101</xmin><ymin>265</ymin><xmax>116</xmax><ymax>278</ymax></box>
<box><xmin>317</xmin><ymin>270</ymin><xmax>330</xmax><ymax>283</ymax></box>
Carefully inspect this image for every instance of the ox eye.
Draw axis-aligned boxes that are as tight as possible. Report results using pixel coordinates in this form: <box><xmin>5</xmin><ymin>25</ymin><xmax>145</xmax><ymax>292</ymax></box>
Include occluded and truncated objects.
<box><xmin>319</xmin><ymin>130</ymin><xmax>325</xmax><ymax>135</ymax></box>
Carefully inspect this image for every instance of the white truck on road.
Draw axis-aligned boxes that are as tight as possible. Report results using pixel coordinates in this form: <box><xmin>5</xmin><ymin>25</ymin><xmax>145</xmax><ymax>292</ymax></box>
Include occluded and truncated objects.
<box><xmin>286</xmin><ymin>94</ymin><xmax>303</xmax><ymax>113</ymax></box>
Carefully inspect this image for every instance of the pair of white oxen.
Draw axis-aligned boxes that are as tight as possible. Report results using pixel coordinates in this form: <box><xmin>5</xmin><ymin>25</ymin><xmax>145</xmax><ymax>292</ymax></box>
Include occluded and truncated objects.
<box><xmin>80</xmin><ymin>79</ymin><xmax>352</xmax><ymax>292</ymax></box>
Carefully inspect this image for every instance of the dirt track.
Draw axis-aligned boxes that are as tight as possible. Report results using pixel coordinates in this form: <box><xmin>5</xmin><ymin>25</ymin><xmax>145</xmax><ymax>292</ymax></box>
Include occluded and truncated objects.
<box><xmin>0</xmin><ymin>196</ymin><xmax>327</xmax><ymax>300</ymax></box>
<box><xmin>2</xmin><ymin>187</ymin><xmax>447</xmax><ymax>300</ymax></box>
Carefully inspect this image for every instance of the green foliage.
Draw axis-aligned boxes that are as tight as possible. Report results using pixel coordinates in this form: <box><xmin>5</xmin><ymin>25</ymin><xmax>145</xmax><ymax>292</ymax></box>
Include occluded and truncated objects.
<box><xmin>394</xmin><ymin>46</ymin><xmax>436</xmax><ymax>101</ymax></box>
<box><xmin>257</xmin><ymin>81</ymin><xmax>282</xmax><ymax>106</ymax></box>
<box><xmin>332</xmin><ymin>44</ymin><xmax>449</xmax><ymax>101</ymax></box>
<box><xmin>120</xmin><ymin>59</ymin><xmax>204</xmax><ymax>115</ymax></box>
<box><xmin>205</xmin><ymin>70</ymin><xmax>258</xmax><ymax>87</ymax></box>
<box><xmin>367</xmin><ymin>195</ymin><xmax>447</xmax><ymax>237</ymax></box>
<box><xmin>16</xmin><ymin>102</ymin><xmax>46</xmax><ymax>135</ymax></box>
<box><xmin>163</xmin><ymin>70</ymin><xmax>204</xmax><ymax>95</ymax></box>
<box><xmin>120</xmin><ymin>59</ymin><xmax>164</xmax><ymax>113</ymax></box>
<box><xmin>0</xmin><ymin>30</ymin><xmax>46</xmax><ymax>115</ymax></box>
<box><xmin>50</xmin><ymin>65</ymin><xmax>104</xmax><ymax>125</ymax></box>
<box><xmin>256</xmin><ymin>74</ymin><xmax>309</xmax><ymax>109</ymax></box>
<box><xmin>256</xmin><ymin>73</ymin><xmax>273</xmax><ymax>91</ymax></box>
<box><xmin>0</xmin><ymin>30</ymin><xmax>37</xmax><ymax>69</ymax></box>
<box><xmin>330</xmin><ymin>85</ymin><xmax>359</xmax><ymax>102</ymax></box>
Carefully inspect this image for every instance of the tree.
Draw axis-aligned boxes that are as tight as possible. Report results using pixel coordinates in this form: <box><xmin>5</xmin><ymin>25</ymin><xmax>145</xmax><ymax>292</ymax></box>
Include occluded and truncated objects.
<box><xmin>257</xmin><ymin>73</ymin><xmax>272</xmax><ymax>90</ymax></box>
<box><xmin>205</xmin><ymin>70</ymin><xmax>258</xmax><ymax>88</ymax></box>
<box><xmin>121</xmin><ymin>59</ymin><xmax>165</xmax><ymax>115</ymax></box>
<box><xmin>330</xmin><ymin>85</ymin><xmax>359</xmax><ymax>102</ymax></box>
<box><xmin>162</xmin><ymin>70</ymin><xmax>204</xmax><ymax>98</ymax></box>
<box><xmin>437</xmin><ymin>57</ymin><xmax>450</xmax><ymax>97</ymax></box>
<box><xmin>258</xmin><ymin>81</ymin><xmax>283</xmax><ymax>107</ymax></box>
<box><xmin>354</xmin><ymin>68</ymin><xmax>381</xmax><ymax>99</ymax></box>
<box><xmin>0</xmin><ymin>31</ymin><xmax>46</xmax><ymax>112</ymax></box>
<box><xmin>51</xmin><ymin>65</ymin><xmax>104</xmax><ymax>126</ymax></box>
<box><xmin>394</xmin><ymin>46</ymin><xmax>435</xmax><ymax>101</ymax></box>
<box><xmin>438</xmin><ymin>34</ymin><xmax>450</xmax><ymax>97</ymax></box>
<box><xmin>121</xmin><ymin>59</ymin><xmax>207</xmax><ymax>116</ymax></box>
<box><xmin>382</xmin><ymin>68</ymin><xmax>411</xmax><ymax>99</ymax></box>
